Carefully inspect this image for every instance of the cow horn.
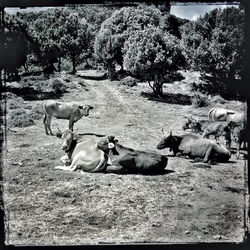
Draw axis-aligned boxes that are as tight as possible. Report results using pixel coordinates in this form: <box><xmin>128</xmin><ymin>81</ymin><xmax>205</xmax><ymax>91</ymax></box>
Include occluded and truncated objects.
<box><xmin>57</xmin><ymin>126</ymin><xmax>63</xmax><ymax>134</ymax></box>
<box><xmin>161</xmin><ymin>128</ymin><xmax>165</xmax><ymax>134</ymax></box>
<box><xmin>72</xmin><ymin>128</ymin><xmax>79</xmax><ymax>134</ymax></box>
<box><xmin>170</xmin><ymin>130</ymin><xmax>172</xmax><ymax>136</ymax></box>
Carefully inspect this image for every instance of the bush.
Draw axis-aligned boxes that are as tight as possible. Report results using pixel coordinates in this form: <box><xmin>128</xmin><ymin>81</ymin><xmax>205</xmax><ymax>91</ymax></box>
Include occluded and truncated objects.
<box><xmin>7</xmin><ymin>96</ymin><xmax>24</xmax><ymax>110</ymax></box>
<box><xmin>211</xmin><ymin>95</ymin><xmax>225</xmax><ymax>104</ymax></box>
<box><xmin>8</xmin><ymin>108</ymin><xmax>34</xmax><ymax>127</ymax></box>
<box><xmin>120</xmin><ymin>76</ymin><xmax>138</xmax><ymax>87</ymax></box>
<box><xmin>49</xmin><ymin>78</ymin><xmax>67</xmax><ymax>93</ymax></box>
<box><xmin>28</xmin><ymin>104</ymin><xmax>44</xmax><ymax>120</ymax></box>
<box><xmin>191</xmin><ymin>93</ymin><xmax>211</xmax><ymax>108</ymax></box>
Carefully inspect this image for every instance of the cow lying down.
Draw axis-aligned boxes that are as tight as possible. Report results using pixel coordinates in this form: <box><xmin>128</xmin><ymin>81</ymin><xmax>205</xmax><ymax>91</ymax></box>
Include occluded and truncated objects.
<box><xmin>156</xmin><ymin>131</ymin><xmax>231</xmax><ymax>163</ymax></box>
<box><xmin>97</xmin><ymin>136</ymin><xmax>168</xmax><ymax>175</ymax></box>
<box><xmin>55</xmin><ymin>129</ymin><xmax>107</xmax><ymax>172</ymax></box>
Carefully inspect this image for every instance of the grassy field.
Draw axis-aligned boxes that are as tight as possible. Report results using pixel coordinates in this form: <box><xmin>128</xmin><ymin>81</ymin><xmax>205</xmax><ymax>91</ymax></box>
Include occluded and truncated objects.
<box><xmin>2</xmin><ymin>70</ymin><xmax>248</xmax><ymax>245</ymax></box>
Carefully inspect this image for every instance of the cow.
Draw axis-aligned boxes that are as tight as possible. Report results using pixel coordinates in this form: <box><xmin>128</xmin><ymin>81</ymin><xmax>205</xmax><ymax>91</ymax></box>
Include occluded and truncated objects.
<box><xmin>228</xmin><ymin>121</ymin><xmax>248</xmax><ymax>159</ymax></box>
<box><xmin>96</xmin><ymin>136</ymin><xmax>168</xmax><ymax>175</ymax></box>
<box><xmin>42</xmin><ymin>100</ymin><xmax>93</xmax><ymax>135</ymax></box>
<box><xmin>55</xmin><ymin>128</ymin><xmax>107</xmax><ymax>172</ymax></box>
<box><xmin>208</xmin><ymin>108</ymin><xmax>246</xmax><ymax>124</ymax></box>
<box><xmin>156</xmin><ymin>131</ymin><xmax>231</xmax><ymax>163</ymax></box>
<box><xmin>182</xmin><ymin>117</ymin><xmax>231</xmax><ymax>149</ymax></box>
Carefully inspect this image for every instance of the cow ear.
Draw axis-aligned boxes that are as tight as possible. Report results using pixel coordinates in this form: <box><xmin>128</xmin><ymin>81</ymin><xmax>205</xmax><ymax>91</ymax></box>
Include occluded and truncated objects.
<box><xmin>108</xmin><ymin>142</ymin><xmax>115</xmax><ymax>149</ymax></box>
<box><xmin>78</xmin><ymin>105</ymin><xmax>83</xmax><ymax>109</ymax></box>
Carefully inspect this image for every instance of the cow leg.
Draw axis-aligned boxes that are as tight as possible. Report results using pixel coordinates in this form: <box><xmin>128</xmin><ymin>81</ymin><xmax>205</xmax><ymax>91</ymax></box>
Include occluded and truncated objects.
<box><xmin>224</xmin><ymin>133</ymin><xmax>231</xmax><ymax>149</ymax></box>
<box><xmin>202</xmin><ymin>130</ymin><xmax>209</xmax><ymax>139</ymax></box>
<box><xmin>69</xmin><ymin>116</ymin><xmax>74</xmax><ymax>131</ymax></box>
<box><xmin>60</xmin><ymin>155</ymin><xmax>71</xmax><ymax>166</ymax></box>
<box><xmin>106</xmin><ymin>165</ymin><xmax>124</xmax><ymax>174</ymax></box>
<box><xmin>43</xmin><ymin>114</ymin><xmax>49</xmax><ymax>135</ymax></box>
<box><xmin>236</xmin><ymin>140</ymin><xmax>242</xmax><ymax>159</ymax></box>
<box><xmin>203</xmin><ymin>145</ymin><xmax>213</xmax><ymax>163</ymax></box>
<box><xmin>46</xmin><ymin>115</ymin><xmax>54</xmax><ymax>135</ymax></box>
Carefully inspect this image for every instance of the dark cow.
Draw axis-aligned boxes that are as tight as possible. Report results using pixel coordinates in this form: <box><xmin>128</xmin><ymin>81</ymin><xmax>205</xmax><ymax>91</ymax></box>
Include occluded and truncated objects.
<box><xmin>182</xmin><ymin>117</ymin><xmax>231</xmax><ymax>149</ymax></box>
<box><xmin>228</xmin><ymin>121</ymin><xmax>248</xmax><ymax>159</ymax></box>
<box><xmin>97</xmin><ymin>136</ymin><xmax>168</xmax><ymax>175</ymax></box>
<box><xmin>55</xmin><ymin>129</ymin><xmax>107</xmax><ymax>172</ymax></box>
<box><xmin>208</xmin><ymin>108</ymin><xmax>246</xmax><ymax>124</ymax></box>
<box><xmin>156</xmin><ymin>131</ymin><xmax>231</xmax><ymax>163</ymax></box>
<box><xmin>42</xmin><ymin>100</ymin><xmax>93</xmax><ymax>135</ymax></box>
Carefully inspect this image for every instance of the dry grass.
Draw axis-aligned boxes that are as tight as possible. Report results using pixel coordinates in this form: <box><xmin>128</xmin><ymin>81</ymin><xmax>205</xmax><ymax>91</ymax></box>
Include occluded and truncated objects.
<box><xmin>3</xmin><ymin>70</ymin><xmax>247</xmax><ymax>245</ymax></box>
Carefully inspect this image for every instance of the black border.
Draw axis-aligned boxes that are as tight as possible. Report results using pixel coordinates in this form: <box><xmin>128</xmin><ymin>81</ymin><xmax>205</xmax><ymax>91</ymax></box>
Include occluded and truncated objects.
<box><xmin>0</xmin><ymin>1</ymin><xmax>249</xmax><ymax>249</ymax></box>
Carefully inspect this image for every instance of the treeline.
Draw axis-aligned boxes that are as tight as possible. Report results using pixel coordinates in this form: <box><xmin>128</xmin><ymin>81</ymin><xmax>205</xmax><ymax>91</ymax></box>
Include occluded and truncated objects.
<box><xmin>0</xmin><ymin>5</ymin><xmax>245</xmax><ymax>97</ymax></box>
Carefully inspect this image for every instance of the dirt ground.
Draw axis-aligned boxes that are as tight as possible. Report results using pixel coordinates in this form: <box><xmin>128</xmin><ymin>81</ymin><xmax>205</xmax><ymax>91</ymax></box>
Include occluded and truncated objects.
<box><xmin>2</xmin><ymin>70</ymin><xmax>249</xmax><ymax>245</ymax></box>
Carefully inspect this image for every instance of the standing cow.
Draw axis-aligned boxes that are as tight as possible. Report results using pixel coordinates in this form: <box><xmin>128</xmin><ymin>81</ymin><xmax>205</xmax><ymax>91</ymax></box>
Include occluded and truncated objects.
<box><xmin>42</xmin><ymin>100</ymin><xmax>93</xmax><ymax>135</ymax></box>
<box><xmin>228</xmin><ymin>121</ymin><xmax>248</xmax><ymax>159</ymax></box>
<box><xmin>208</xmin><ymin>108</ymin><xmax>246</xmax><ymax>124</ymax></box>
<box><xmin>182</xmin><ymin>117</ymin><xmax>231</xmax><ymax>149</ymax></box>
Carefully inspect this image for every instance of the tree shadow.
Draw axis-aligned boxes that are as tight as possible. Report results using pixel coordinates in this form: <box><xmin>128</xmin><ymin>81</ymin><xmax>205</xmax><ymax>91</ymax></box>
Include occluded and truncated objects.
<box><xmin>4</xmin><ymin>86</ymin><xmax>64</xmax><ymax>101</ymax></box>
<box><xmin>141</xmin><ymin>91</ymin><xmax>192</xmax><ymax>105</ymax></box>
<box><xmin>76</xmin><ymin>73</ymin><xmax>107</xmax><ymax>81</ymax></box>
<box><xmin>196</xmin><ymin>74</ymin><xmax>246</xmax><ymax>101</ymax></box>
<box><xmin>164</xmin><ymin>71</ymin><xmax>185</xmax><ymax>83</ymax></box>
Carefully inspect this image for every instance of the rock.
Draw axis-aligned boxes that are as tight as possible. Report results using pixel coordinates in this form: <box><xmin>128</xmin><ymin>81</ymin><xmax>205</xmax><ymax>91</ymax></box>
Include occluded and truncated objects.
<box><xmin>185</xmin><ymin>230</ymin><xmax>190</xmax><ymax>235</ymax></box>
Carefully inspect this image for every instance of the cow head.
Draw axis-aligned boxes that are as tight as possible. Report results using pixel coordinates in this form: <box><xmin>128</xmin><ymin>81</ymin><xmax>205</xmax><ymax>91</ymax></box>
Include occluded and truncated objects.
<box><xmin>56</xmin><ymin>127</ymin><xmax>78</xmax><ymax>152</ymax></box>
<box><xmin>157</xmin><ymin>130</ymin><xmax>178</xmax><ymax>150</ymax></box>
<box><xmin>79</xmin><ymin>105</ymin><xmax>94</xmax><ymax>117</ymax></box>
<box><xmin>97</xmin><ymin>136</ymin><xmax>119</xmax><ymax>154</ymax></box>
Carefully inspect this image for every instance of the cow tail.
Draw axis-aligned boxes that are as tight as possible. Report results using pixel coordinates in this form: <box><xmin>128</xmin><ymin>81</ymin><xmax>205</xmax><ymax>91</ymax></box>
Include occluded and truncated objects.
<box><xmin>208</xmin><ymin>108</ymin><xmax>215</xmax><ymax>121</ymax></box>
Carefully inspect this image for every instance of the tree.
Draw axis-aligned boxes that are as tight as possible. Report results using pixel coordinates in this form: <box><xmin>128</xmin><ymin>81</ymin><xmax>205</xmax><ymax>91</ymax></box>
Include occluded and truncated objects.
<box><xmin>94</xmin><ymin>5</ymin><xmax>161</xmax><ymax>80</ymax></box>
<box><xmin>160</xmin><ymin>14</ymin><xmax>189</xmax><ymax>39</ymax></box>
<box><xmin>123</xmin><ymin>27</ymin><xmax>185</xmax><ymax>96</ymax></box>
<box><xmin>59</xmin><ymin>13</ymin><xmax>91</xmax><ymax>74</ymax></box>
<box><xmin>30</xmin><ymin>9</ymin><xmax>69</xmax><ymax>72</ymax></box>
<box><xmin>30</xmin><ymin>9</ymin><xmax>91</xmax><ymax>74</ymax></box>
<box><xmin>181</xmin><ymin>7</ymin><xmax>244</xmax><ymax>80</ymax></box>
<box><xmin>0</xmin><ymin>14</ymin><xmax>31</xmax><ymax>80</ymax></box>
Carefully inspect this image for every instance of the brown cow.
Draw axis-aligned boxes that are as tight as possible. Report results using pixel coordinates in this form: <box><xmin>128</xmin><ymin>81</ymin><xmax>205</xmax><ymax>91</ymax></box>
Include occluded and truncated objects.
<box><xmin>42</xmin><ymin>100</ymin><xmax>93</xmax><ymax>135</ymax></box>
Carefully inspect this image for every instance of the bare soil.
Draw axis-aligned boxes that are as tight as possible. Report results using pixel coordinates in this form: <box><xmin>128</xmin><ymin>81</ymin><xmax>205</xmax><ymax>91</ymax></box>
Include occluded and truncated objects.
<box><xmin>2</xmin><ymin>70</ymin><xmax>248</xmax><ymax>245</ymax></box>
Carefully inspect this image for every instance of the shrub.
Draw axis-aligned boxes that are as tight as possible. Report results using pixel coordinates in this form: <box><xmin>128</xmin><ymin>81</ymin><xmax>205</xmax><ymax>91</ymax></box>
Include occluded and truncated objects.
<box><xmin>211</xmin><ymin>95</ymin><xmax>226</xmax><ymax>104</ymax></box>
<box><xmin>28</xmin><ymin>104</ymin><xmax>44</xmax><ymax>120</ymax></box>
<box><xmin>7</xmin><ymin>97</ymin><xmax>24</xmax><ymax>110</ymax></box>
<box><xmin>49</xmin><ymin>78</ymin><xmax>67</xmax><ymax>93</ymax></box>
<box><xmin>191</xmin><ymin>93</ymin><xmax>211</xmax><ymax>108</ymax></box>
<box><xmin>120</xmin><ymin>76</ymin><xmax>138</xmax><ymax>87</ymax></box>
<box><xmin>8</xmin><ymin>108</ymin><xmax>35</xmax><ymax>127</ymax></box>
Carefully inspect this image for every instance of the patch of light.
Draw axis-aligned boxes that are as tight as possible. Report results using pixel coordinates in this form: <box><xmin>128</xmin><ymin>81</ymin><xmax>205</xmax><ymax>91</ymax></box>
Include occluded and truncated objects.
<box><xmin>171</xmin><ymin>4</ymin><xmax>239</xmax><ymax>20</ymax></box>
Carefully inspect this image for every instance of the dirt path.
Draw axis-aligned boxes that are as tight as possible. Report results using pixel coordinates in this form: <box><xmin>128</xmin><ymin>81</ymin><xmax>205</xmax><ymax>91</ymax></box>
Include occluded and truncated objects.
<box><xmin>3</xmin><ymin>70</ymin><xmax>248</xmax><ymax>245</ymax></box>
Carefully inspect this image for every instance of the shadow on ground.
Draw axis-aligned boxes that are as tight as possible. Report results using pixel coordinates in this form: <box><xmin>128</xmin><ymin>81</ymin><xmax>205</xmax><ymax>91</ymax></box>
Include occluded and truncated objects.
<box><xmin>5</xmin><ymin>86</ymin><xmax>64</xmax><ymax>101</ymax></box>
<box><xmin>76</xmin><ymin>73</ymin><xmax>107</xmax><ymax>81</ymax></box>
<box><xmin>141</xmin><ymin>91</ymin><xmax>192</xmax><ymax>106</ymax></box>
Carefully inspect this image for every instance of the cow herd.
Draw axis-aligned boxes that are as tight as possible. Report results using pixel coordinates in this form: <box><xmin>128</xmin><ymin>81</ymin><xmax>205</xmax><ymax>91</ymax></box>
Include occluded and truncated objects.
<box><xmin>42</xmin><ymin>100</ymin><xmax>247</xmax><ymax>175</ymax></box>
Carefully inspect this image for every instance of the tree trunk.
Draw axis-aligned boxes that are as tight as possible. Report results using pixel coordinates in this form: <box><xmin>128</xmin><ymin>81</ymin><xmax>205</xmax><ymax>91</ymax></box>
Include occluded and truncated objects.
<box><xmin>72</xmin><ymin>55</ymin><xmax>76</xmax><ymax>74</ymax></box>
<box><xmin>107</xmin><ymin>63</ymin><xmax>115</xmax><ymax>80</ymax></box>
<box><xmin>58</xmin><ymin>56</ymin><xmax>61</xmax><ymax>73</ymax></box>
<box><xmin>153</xmin><ymin>73</ymin><xmax>163</xmax><ymax>97</ymax></box>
